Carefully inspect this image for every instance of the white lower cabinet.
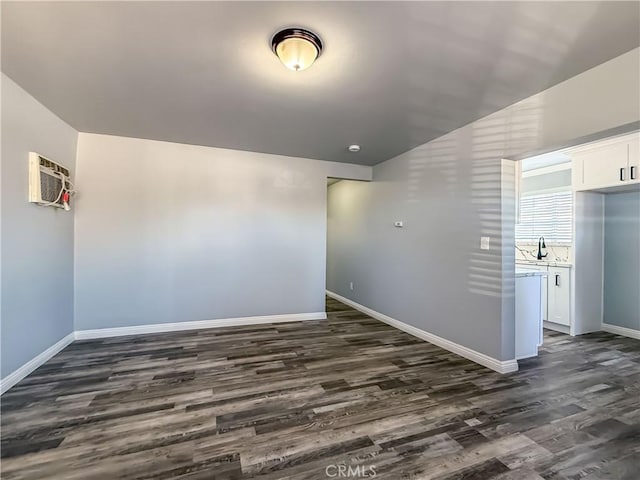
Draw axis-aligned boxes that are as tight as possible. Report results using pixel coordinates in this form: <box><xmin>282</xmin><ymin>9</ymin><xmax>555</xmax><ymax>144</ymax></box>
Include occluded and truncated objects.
<box><xmin>515</xmin><ymin>275</ymin><xmax>544</xmax><ymax>359</ymax></box>
<box><xmin>547</xmin><ymin>266</ymin><xmax>571</xmax><ymax>327</ymax></box>
<box><xmin>524</xmin><ymin>265</ymin><xmax>548</xmax><ymax>322</ymax></box>
<box><xmin>516</xmin><ymin>263</ymin><xmax>572</xmax><ymax>331</ymax></box>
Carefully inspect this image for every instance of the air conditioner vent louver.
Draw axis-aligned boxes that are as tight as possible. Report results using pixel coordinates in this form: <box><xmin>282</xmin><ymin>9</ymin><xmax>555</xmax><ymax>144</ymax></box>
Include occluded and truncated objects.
<box><xmin>39</xmin><ymin>156</ymin><xmax>69</xmax><ymax>177</ymax></box>
<box><xmin>29</xmin><ymin>152</ymin><xmax>74</xmax><ymax>209</ymax></box>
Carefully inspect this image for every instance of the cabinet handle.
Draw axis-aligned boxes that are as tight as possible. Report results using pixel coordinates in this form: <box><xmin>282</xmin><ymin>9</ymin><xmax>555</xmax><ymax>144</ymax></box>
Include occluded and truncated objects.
<box><xmin>620</xmin><ymin>168</ymin><xmax>626</xmax><ymax>181</ymax></box>
<box><xmin>555</xmin><ymin>274</ymin><xmax>560</xmax><ymax>287</ymax></box>
<box><xmin>632</xmin><ymin>166</ymin><xmax>637</xmax><ymax>180</ymax></box>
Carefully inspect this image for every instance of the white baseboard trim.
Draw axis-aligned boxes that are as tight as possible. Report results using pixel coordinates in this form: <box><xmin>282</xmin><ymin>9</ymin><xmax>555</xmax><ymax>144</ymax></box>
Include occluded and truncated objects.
<box><xmin>74</xmin><ymin>312</ymin><xmax>327</xmax><ymax>340</ymax></box>
<box><xmin>544</xmin><ymin>321</ymin><xmax>571</xmax><ymax>335</ymax></box>
<box><xmin>1</xmin><ymin>311</ymin><xmax>326</xmax><ymax>395</ymax></box>
<box><xmin>326</xmin><ymin>290</ymin><xmax>518</xmax><ymax>374</ymax></box>
<box><xmin>601</xmin><ymin>323</ymin><xmax>640</xmax><ymax>341</ymax></box>
<box><xmin>0</xmin><ymin>332</ymin><xmax>75</xmax><ymax>395</ymax></box>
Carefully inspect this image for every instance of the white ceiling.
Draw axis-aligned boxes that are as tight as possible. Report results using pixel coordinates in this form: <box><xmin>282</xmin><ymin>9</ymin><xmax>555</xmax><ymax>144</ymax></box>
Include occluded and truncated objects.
<box><xmin>2</xmin><ymin>1</ymin><xmax>639</xmax><ymax>166</ymax></box>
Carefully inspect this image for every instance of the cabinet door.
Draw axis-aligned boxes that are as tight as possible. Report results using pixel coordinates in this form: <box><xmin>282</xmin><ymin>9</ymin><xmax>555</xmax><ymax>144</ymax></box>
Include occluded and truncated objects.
<box><xmin>573</xmin><ymin>142</ymin><xmax>629</xmax><ymax>190</ymax></box>
<box><xmin>548</xmin><ymin>267</ymin><xmax>571</xmax><ymax>326</ymax></box>
<box><xmin>629</xmin><ymin>139</ymin><xmax>639</xmax><ymax>185</ymax></box>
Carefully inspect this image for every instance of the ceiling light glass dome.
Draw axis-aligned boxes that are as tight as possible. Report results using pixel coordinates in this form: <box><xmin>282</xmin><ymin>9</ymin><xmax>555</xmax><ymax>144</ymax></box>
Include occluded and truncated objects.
<box><xmin>271</xmin><ymin>28</ymin><xmax>323</xmax><ymax>72</ymax></box>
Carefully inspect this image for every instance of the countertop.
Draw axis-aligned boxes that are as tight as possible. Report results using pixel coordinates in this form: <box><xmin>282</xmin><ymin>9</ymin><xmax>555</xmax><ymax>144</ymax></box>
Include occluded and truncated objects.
<box><xmin>516</xmin><ymin>260</ymin><xmax>573</xmax><ymax>268</ymax></box>
<box><xmin>516</xmin><ymin>268</ymin><xmax>549</xmax><ymax>277</ymax></box>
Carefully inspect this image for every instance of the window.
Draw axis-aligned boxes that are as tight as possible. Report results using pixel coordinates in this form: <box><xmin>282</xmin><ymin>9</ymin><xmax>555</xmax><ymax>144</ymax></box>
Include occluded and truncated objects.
<box><xmin>516</xmin><ymin>191</ymin><xmax>572</xmax><ymax>244</ymax></box>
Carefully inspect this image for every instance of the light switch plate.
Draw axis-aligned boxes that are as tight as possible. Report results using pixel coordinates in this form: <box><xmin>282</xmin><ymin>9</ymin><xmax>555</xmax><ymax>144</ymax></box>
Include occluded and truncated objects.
<box><xmin>480</xmin><ymin>236</ymin><xmax>490</xmax><ymax>250</ymax></box>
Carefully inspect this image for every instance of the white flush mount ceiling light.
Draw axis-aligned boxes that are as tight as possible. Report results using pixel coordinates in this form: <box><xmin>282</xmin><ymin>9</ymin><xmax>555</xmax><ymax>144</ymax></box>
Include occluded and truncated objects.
<box><xmin>348</xmin><ymin>145</ymin><xmax>361</xmax><ymax>153</ymax></box>
<box><xmin>271</xmin><ymin>28</ymin><xmax>323</xmax><ymax>71</ymax></box>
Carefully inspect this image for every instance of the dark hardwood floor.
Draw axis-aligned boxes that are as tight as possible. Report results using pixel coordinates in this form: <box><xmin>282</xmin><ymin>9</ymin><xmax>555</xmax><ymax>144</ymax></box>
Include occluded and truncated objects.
<box><xmin>1</xmin><ymin>297</ymin><xmax>639</xmax><ymax>479</ymax></box>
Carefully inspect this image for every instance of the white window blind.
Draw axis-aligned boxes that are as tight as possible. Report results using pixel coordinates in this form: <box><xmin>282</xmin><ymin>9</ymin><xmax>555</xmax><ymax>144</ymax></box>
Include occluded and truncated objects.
<box><xmin>516</xmin><ymin>191</ymin><xmax>572</xmax><ymax>244</ymax></box>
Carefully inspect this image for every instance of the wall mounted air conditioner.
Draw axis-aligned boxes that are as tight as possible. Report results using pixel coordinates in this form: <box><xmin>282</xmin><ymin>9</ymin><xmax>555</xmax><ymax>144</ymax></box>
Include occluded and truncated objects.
<box><xmin>28</xmin><ymin>152</ymin><xmax>75</xmax><ymax>210</ymax></box>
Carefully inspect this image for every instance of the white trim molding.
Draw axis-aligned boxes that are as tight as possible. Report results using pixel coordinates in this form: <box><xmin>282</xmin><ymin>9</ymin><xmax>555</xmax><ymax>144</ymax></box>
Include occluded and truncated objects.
<box><xmin>326</xmin><ymin>290</ymin><xmax>518</xmax><ymax>374</ymax></box>
<box><xmin>601</xmin><ymin>323</ymin><xmax>640</xmax><ymax>341</ymax></box>
<box><xmin>74</xmin><ymin>312</ymin><xmax>327</xmax><ymax>340</ymax></box>
<box><xmin>0</xmin><ymin>332</ymin><xmax>75</xmax><ymax>395</ymax></box>
<box><xmin>544</xmin><ymin>321</ymin><xmax>571</xmax><ymax>335</ymax></box>
<box><xmin>1</xmin><ymin>312</ymin><xmax>326</xmax><ymax>395</ymax></box>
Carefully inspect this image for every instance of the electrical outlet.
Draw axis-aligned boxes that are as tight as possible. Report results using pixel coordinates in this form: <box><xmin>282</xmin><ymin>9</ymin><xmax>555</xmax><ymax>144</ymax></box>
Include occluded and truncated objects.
<box><xmin>349</xmin><ymin>282</ymin><xmax>354</xmax><ymax>291</ymax></box>
<box><xmin>480</xmin><ymin>236</ymin><xmax>490</xmax><ymax>250</ymax></box>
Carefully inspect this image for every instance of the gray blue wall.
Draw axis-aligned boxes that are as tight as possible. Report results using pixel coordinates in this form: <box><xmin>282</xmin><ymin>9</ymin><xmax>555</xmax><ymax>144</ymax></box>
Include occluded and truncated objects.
<box><xmin>74</xmin><ymin>133</ymin><xmax>370</xmax><ymax>330</ymax></box>
<box><xmin>328</xmin><ymin>133</ymin><xmax>518</xmax><ymax>361</ymax></box>
<box><xmin>521</xmin><ymin>169</ymin><xmax>571</xmax><ymax>194</ymax></box>
<box><xmin>1</xmin><ymin>74</ymin><xmax>78</xmax><ymax>378</ymax></box>
<box><xmin>604</xmin><ymin>191</ymin><xmax>640</xmax><ymax>331</ymax></box>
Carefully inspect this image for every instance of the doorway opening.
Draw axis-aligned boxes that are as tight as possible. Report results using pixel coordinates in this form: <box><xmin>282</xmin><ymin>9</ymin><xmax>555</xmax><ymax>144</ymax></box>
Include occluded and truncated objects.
<box><xmin>325</xmin><ymin>177</ymin><xmax>370</xmax><ymax>310</ymax></box>
<box><xmin>512</xmin><ymin>131</ymin><xmax>640</xmax><ymax>361</ymax></box>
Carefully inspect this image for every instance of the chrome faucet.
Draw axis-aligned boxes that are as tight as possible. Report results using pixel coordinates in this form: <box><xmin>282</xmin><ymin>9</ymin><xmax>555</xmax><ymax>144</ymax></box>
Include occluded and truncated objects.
<box><xmin>537</xmin><ymin>236</ymin><xmax>548</xmax><ymax>260</ymax></box>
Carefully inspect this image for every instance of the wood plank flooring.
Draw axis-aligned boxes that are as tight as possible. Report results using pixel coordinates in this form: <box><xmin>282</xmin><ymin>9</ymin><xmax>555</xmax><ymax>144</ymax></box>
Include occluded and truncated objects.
<box><xmin>2</xmin><ymin>297</ymin><xmax>640</xmax><ymax>479</ymax></box>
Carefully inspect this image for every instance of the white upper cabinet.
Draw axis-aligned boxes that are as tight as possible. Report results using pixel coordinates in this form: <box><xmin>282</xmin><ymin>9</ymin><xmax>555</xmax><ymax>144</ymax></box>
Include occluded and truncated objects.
<box><xmin>573</xmin><ymin>142</ymin><xmax>628</xmax><ymax>190</ymax></box>
<box><xmin>571</xmin><ymin>133</ymin><xmax>640</xmax><ymax>191</ymax></box>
